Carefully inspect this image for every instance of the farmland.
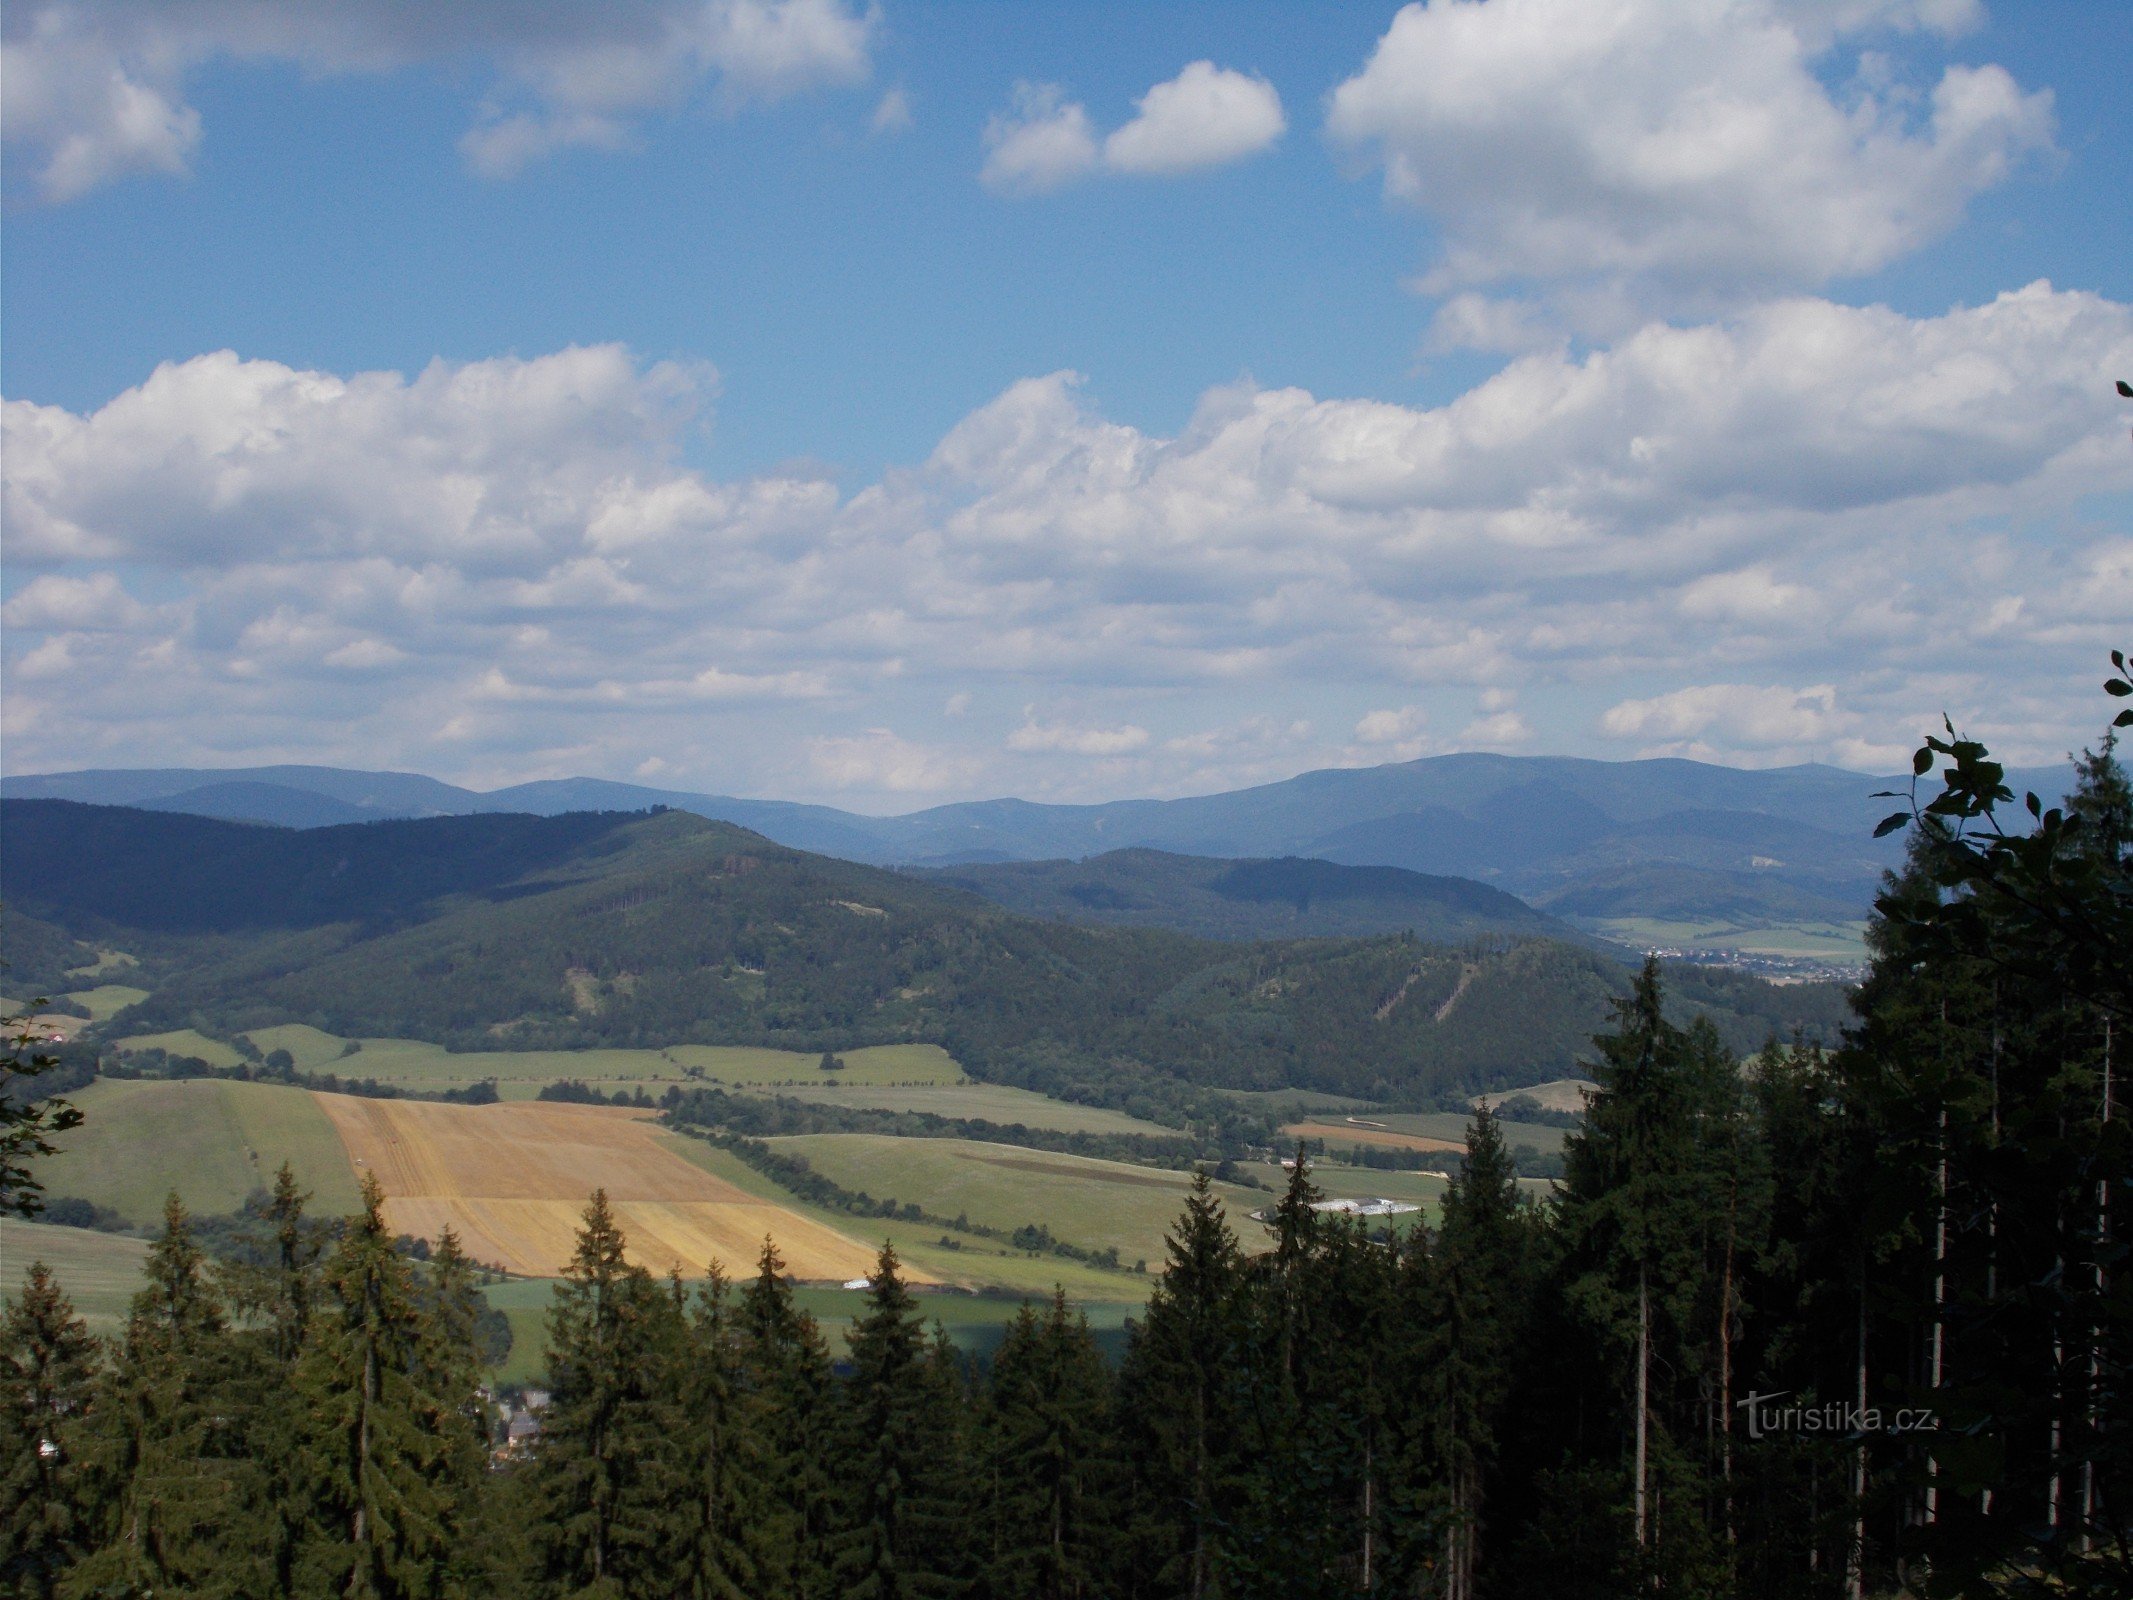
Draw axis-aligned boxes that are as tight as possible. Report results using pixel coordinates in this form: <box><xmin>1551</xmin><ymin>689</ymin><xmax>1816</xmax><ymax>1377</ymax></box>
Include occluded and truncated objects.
<box><xmin>43</xmin><ymin>1077</ymin><xmax>364</xmax><ymax>1222</ymax></box>
<box><xmin>61</xmin><ymin>982</ymin><xmax>149</xmax><ymax>1022</ymax></box>
<box><xmin>761</xmin><ymin>1132</ymin><xmax>1268</xmax><ymax>1271</ymax></box>
<box><xmin>318</xmin><ymin>1094</ymin><xmax>890</xmax><ymax>1283</ymax></box>
<box><xmin>655</xmin><ymin>1133</ymin><xmax>1161</xmax><ymax>1300</ymax></box>
<box><xmin>0</xmin><ymin>1220</ymin><xmax>150</xmax><ymax>1333</ymax></box>
<box><xmin>767</xmin><ymin>1080</ymin><xmax>1179</xmax><ymax>1136</ymax></box>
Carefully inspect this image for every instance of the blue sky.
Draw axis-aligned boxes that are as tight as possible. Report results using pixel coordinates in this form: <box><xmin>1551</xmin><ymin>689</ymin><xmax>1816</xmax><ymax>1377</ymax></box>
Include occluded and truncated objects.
<box><xmin>4</xmin><ymin>0</ymin><xmax>2129</xmax><ymax>809</ymax></box>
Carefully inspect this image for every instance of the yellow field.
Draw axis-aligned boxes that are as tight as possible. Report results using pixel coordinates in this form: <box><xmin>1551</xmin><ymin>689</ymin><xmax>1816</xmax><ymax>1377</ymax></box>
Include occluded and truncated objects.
<box><xmin>1282</xmin><ymin>1118</ymin><xmax>1464</xmax><ymax>1154</ymax></box>
<box><xmin>314</xmin><ymin>1094</ymin><xmax>897</xmax><ymax>1283</ymax></box>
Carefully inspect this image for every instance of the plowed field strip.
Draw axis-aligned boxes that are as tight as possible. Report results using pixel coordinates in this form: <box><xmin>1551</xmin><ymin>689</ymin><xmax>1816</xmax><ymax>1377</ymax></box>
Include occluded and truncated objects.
<box><xmin>1282</xmin><ymin>1120</ymin><xmax>1464</xmax><ymax>1154</ymax></box>
<box><xmin>314</xmin><ymin>1094</ymin><xmax>894</xmax><ymax>1281</ymax></box>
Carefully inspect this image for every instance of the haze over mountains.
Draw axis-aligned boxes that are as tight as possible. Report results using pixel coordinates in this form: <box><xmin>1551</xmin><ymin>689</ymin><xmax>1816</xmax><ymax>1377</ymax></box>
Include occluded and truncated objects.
<box><xmin>3</xmin><ymin>752</ymin><xmax>2077</xmax><ymax>936</ymax></box>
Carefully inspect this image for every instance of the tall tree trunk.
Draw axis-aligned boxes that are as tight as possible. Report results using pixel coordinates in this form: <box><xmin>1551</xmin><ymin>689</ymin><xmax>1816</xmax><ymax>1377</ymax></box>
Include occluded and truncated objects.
<box><xmin>1636</xmin><ymin>1263</ymin><xmax>1650</xmax><ymax>1552</ymax></box>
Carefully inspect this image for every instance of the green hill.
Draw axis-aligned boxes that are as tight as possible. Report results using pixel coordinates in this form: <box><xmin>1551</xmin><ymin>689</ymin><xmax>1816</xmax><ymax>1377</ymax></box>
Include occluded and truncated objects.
<box><xmin>3</xmin><ymin>800</ymin><xmax>1849</xmax><ymax>1106</ymax></box>
<box><xmin>915</xmin><ymin>848</ymin><xmax>1608</xmax><ymax>946</ymax></box>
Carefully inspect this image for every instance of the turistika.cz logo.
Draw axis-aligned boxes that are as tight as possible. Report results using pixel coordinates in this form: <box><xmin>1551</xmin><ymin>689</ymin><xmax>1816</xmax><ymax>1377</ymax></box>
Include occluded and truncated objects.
<box><xmin>1736</xmin><ymin>1392</ymin><xmax>1941</xmax><ymax>1441</ymax></box>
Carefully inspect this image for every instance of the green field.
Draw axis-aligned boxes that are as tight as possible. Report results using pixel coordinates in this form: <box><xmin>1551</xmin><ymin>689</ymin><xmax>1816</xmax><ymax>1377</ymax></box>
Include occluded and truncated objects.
<box><xmin>197</xmin><ymin>1031</ymin><xmax>969</xmax><ymax>1100</ymax></box>
<box><xmin>62</xmin><ymin>983</ymin><xmax>151</xmax><ymax>1022</ymax></box>
<box><xmin>0</xmin><ymin>1221</ymin><xmax>150</xmax><ymax>1333</ymax></box>
<box><xmin>45</xmin><ymin>1078</ymin><xmax>364</xmax><ymax>1224</ymax></box>
<box><xmin>1213</xmin><ymin>1086</ymin><xmax>1381</xmax><ymax>1114</ymax></box>
<box><xmin>758</xmin><ymin>1133</ymin><xmax>1265</xmax><ymax>1272</ymax></box>
<box><xmin>654</xmin><ymin>1132</ymin><xmax>1155</xmax><ymax>1300</ymax></box>
<box><xmin>66</xmin><ymin>948</ymin><xmax>141</xmax><ymax>980</ymax></box>
<box><xmin>1588</xmin><ymin>916</ymin><xmax>1870</xmax><ymax>963</ymax></box>
<box><xmin>768</xmin><ymin>1081</ymin><xmax>1179</xmax><ymax>1137</ymax></box>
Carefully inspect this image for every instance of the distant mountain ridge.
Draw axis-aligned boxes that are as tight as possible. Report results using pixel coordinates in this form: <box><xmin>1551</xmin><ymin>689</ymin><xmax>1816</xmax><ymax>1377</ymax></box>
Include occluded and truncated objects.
<box><xmin>1</xmin><ymin>752</ymin><xmax>2079</xmax><ymax>928</ymax></box>
<box><xmin>914</xmin><ymin>849</ymin><xmax>1611</xmax><ymax>949</ymax></box>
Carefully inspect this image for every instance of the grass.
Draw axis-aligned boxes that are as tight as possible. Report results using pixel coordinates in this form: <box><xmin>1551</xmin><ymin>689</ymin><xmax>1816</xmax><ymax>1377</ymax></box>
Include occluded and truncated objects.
<box><xmin>655</xmin><ymin>1133</ymin><xmax>1151</xmax><ymax>1300</ymax></box>
<box><xmin>1590</xmin><ymin>916</ymin><xmax>1870</xmax><ymax>962</ymax></box>
<box><xmin>61</xmin><ymin>984</ymin><xmax>151</xmax><ymax>1022</ymax></box>
<box><xmin>44</xmin><ymin>1078</ymin><xmax>364</xmax><ymax>1224</ymax></box>
<box><xmin>190</xmin><ymin>1033</ymin><xmax>967</xmax><ymax>1101</ymax></box>
<box><xmin>1318</xmin><ymin>1111</ymin><xmax>1569</xmax><ymax>1154</ymax></box>
<box><xmin>66</xmin><ymin>948</ymin><xmax>140</xmax><ymax>980</ymax></box>
<box><xmin>0</xmin><ymin>1220</ymin><xmax>150</xmax><ymax>1334</ymax></box>
<box><xmin>766</xmin><ymin>1081</ymin><xmax>1179</xmax><ymax>1137</ymax></box>
<box><xmin>111</xmin><ymin>1027</ymin><xmax>247</xmax><ymax>1069</ymax></box>
<box><xmin>758</xmin><ymin>1133</ymin><xmax>1264</xmax><ymax>1274</ymax></box>
<box><xmin>1212</xmin><ymin>1087</ymin><xmax>1380</xmax><ymax>1114</ymax></box>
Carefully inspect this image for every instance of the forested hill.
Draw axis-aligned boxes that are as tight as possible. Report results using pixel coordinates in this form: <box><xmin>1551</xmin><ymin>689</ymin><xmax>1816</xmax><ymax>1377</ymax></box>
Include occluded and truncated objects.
<box><xmin>914</xmin><ymin>848</ymin><xmax>1609</xmax><ymax>947</ymax></box>
<box><xmin>1</xmin><ymin>800</ymin><xmax>1848</xmax><ymax>1103</ymax></box>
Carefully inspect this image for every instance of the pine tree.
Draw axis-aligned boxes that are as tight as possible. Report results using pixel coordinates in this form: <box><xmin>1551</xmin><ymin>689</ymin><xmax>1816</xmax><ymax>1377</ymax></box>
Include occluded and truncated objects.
<box><xmin>1553</xmin><ymin>960</ymin><xmax>1738</xmax><ymax>1593</ymax></box>
<box><xmin>830</xmin><ymin>1243</ymin><xmax>968</xmax><ymax>1600</ymax></box>
<box><xmin>1411</xmin><ymin>1104</ymin><xmax>1535</xmax><ymax>1600</ymax></box>
<box><xmin>735</xmin><ymin>1237</ymin><xmax>836</xmax><ymax>1600</ymax></box>
<box><xmin>65</xmin><ymin>1192</ymin><xmax>258</xmax><ymax>1597</ymax></box>
<box><xmin>670</xmin><ymin>1264</ymin><xmax>763</xmax><ymax>1599</ymax></box>
<box><xmin>983</xmin><ymin>1289</ymin><xmax>1116</xmax><ymax>1600</ymax></box>
<box><xmin>290</xmin><ymin>1173</ymin><xmax>479</xmax><ymax>1599</ymax></box>
<box><xmin>1117</xmin><ymin>1171</ymin><xmax>1247</xmax><ymax>1600</ymax></box>
<box><xmin>532</xmin><ymin>1188</ymin><xmax>688</xmax><ymax>1598</ymax></box>
<box><xmin>0</xmin><ymin>1262</ymin><xmax>100</xmax><ymax>1598</ymax></box>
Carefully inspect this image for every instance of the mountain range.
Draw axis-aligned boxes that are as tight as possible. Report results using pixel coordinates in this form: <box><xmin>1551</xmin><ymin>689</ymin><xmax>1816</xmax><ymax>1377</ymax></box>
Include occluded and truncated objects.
<box><xmin>0</xmin><ymin>752</ymin><xmax>2079</xmax><ymax>933</ymax></box>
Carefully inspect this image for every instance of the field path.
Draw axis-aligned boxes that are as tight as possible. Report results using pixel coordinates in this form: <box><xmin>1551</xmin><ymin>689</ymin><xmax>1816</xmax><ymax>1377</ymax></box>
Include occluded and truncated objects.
<box><xmin>315</xmin><ymin>1094</ymin><xmax>895</xmax><ymax>1282</ymax></box>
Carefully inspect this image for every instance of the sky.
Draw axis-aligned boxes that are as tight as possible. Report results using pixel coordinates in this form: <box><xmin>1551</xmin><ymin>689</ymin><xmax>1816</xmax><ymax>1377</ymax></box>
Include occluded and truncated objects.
<box><xmin>3</xmin><ymin>0</ymin><xmax>2129</xmax><ymax>812</ymax></box>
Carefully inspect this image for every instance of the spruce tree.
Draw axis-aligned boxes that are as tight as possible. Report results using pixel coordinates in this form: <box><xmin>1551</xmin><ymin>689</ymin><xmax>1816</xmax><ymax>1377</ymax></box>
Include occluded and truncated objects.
<box><xmin>290</xmin><ymin>1173</ymin><xmax>479</xmax><ymax>1599</ymax></box>
<box><xmin>65</xmin><ymin>1192</ymin><xmax>257</xmax><ymax>1598</ymax></box>
<box><xmin>532</xmin><ymin>1188</ymin><xmax>688</xmax><ymax>1598</ymax></box>
<box><xmin>983</xmin><ymin>1289</ymin><xmax>1116</xmax><ymax>1600</ymax></box>
<box><xmin>830</xmin><ymin>1243</ymin><xmax>968</xmax><ymax>1600</ymax></box>
<box><xmin>735</xmin><ymin>1237</ymin><xmax>836</xmax><ymax>1600</ymax></box>
<box><xmin>1</xmin><ymin>1262</ymin><xmax>100</xmax><ymax>1598</ymax></box>
<box><xmin>1116</xmin><ymin>1171</ymin><xmax>1247</xmax><ymax>1600</ymax></box>
<box><xmin>671</xmin><ymin>1264</ymin><xmax>763</xmax><ymax>1599</ymax></box>
<box><xmin>1409</xmin><ymin>1104</ymin><xmax>1534</xmax><ymax>1600</ymax></box>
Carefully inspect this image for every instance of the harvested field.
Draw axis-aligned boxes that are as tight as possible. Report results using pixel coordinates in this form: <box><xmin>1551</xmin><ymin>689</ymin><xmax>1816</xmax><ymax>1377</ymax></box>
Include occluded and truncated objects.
<box><xmin>1282</xmin><ymin>1118</ymin><xmax>1464</xmax><ymax>1155</ymax></box>
<box><xmin>315</xmin><ymin>1094</ymin><xmax>892</xmax><ymax>1283</ymax></box>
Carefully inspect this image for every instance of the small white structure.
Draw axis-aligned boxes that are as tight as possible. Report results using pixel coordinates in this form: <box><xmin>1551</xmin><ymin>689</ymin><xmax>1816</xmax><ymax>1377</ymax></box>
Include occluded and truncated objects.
<box><xmin>1310</xmin><ymin>1197</ymin><xmax>1421</xmax><ymax>1219</ymax></box>
<box><xmin>842</xmin><ymin>1276</ymin><xmax>873</xmax><ymax>1291</ymax></box>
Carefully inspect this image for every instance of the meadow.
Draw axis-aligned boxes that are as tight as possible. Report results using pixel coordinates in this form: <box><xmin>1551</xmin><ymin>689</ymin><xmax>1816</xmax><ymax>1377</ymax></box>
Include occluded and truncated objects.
<box><xmin>766</xmin><ymin>1080</ymin><xmax>1180</xmax><ymax>1137</ymax></box>
<box><xmin>43</xmin><ymin>1077</ymin><xmax>364</xmax><ymax>1222</ymax></box>
<box><xmin>760</xmin><ymin>1132</ymin><xmax>1268</xmax><ymax>1272</ymax></box>
<box><xmin>0</xmin><ymin>1220</ymin><xmax>150</xmax><ymax>1334</ymax></box>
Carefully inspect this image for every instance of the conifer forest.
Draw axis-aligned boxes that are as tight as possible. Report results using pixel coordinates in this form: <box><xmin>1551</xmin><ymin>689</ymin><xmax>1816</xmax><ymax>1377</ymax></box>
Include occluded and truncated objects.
<box><xmin>4</xmin><ymin>668</ymin><xmax>2131</xmax><ymax>1599</ymax></box>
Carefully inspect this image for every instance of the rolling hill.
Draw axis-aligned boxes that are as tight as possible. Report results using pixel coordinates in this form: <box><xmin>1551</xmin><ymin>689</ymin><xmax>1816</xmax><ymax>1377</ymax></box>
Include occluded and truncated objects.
<box><xmin>915</xmin><ymin>848</ymin><xmax>1609</xmax><ymax>946</ymax></box>
<box><xmin>2</xmin><ymin>800</ymin><xmax>1848</xmax><ymax>1106</ymax></box>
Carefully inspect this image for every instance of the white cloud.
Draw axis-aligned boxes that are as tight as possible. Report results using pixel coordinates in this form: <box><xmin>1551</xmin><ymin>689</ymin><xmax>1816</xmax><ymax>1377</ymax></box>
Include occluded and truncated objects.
<box><xmin>870</xmin><ymin>87</ymin><xmax>913</xmax><ymax>135</ymax></box>
<box><xmin>1355</xmin><ymin>705</ymin><xmax>1428</xmax><ymax>745</ymax></box>
<box><xmin>979</xmin><ymin>82</ymin><xmax>1098</xmax><ymax>195</ymax></box>
<box><xmin>1</xmin><ymin>0</ymin><xmax>876</xmax><ymax>199</ymax></box>
<box><xmin>1102</xmin><ymin>61</ymin><xmax>1284</xmax><ymax>175</ymax></box>
<box><xmin>1008</xmin><ymin>712</ymin><xmax>1151</xmax><ymax>756</ymax></box>
<box><xmin>981</xmin><ymin>61</ymin><xmax>1283</xmax><ymax>195</ymax></box>
<box><xmin>5</xmin><ymin>283</ymin><xmax>2130</xmax><ymax>800</ymax></box>
<box><xmin>1327</xmin><ymin>0</ymin><xmax>2054</xmax><ymax>319</ymax></box>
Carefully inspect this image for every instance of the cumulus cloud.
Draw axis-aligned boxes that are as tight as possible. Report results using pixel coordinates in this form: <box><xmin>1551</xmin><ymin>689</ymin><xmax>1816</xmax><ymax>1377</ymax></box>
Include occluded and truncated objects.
<box><xmin>1103</xmin><ymin>61</ymin><xmax>1284</xmax><ymax>175</ymax></box>
<box><xmin>981</xmin><ymin>61</ymin><xmax>1283</xmax><ymax>195</ymax></box>
<box><xmin>1327</xmin><ymin>0</ymin><xmax>2054</xmax><ymax>320</ymax></box>
<box><xmin>1</xmin><ymin>0</ymin><xmax>876</xmax><ymax>198</ymax></box>
<box><xmin>5</xmin><ymin>283</ymin><xmax>2130</xmax><ymax>801</ymax></box>
<box><xmin>979</xmin><ymin>82</ymin><xmax>1098</xmax><ymax>194</ymax></box>
<box><xmin>1008</xmin><ymin>712</ymin><xmax>1151</xmax><ymax>756</ymax></box>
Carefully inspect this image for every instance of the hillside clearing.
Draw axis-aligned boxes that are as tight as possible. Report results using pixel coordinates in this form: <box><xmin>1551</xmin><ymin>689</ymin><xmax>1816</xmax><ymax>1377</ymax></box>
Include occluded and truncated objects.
<box><xmin>1474</xmin><ymin>1078</ymin><xmax>1597</xmax><ymax>1115</ymax></box>
<box><xmin>62</xmin><ymin>983</ymin><xmax>150</xmax><ymax>1021</ymax></box>
<box><xmin>111</xmin><ymin>1027</ymin><xmax>246</xmax><ymax>1069</ymax></box>
<box><xmin>44</xmin><ymin>1078</ymin><xmax>363</xmax><ymax>1222</ymax></box>
<box><xmin>317</xmin><ymin>1094</ymin><xmax>892</xmax><ymax>1283</ymax></box>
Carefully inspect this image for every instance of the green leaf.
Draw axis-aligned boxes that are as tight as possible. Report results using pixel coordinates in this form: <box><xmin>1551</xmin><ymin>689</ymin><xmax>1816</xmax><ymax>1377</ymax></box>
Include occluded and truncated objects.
<box><xmin>1913</xmin><ymin>746</ymin><xmax>1934</xmax><ymax>776</ymax></box>
<box><xmin>1874</xmin><ymin>811</ymin><xmax>1911</xmax><ymax>838</ymax></box>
